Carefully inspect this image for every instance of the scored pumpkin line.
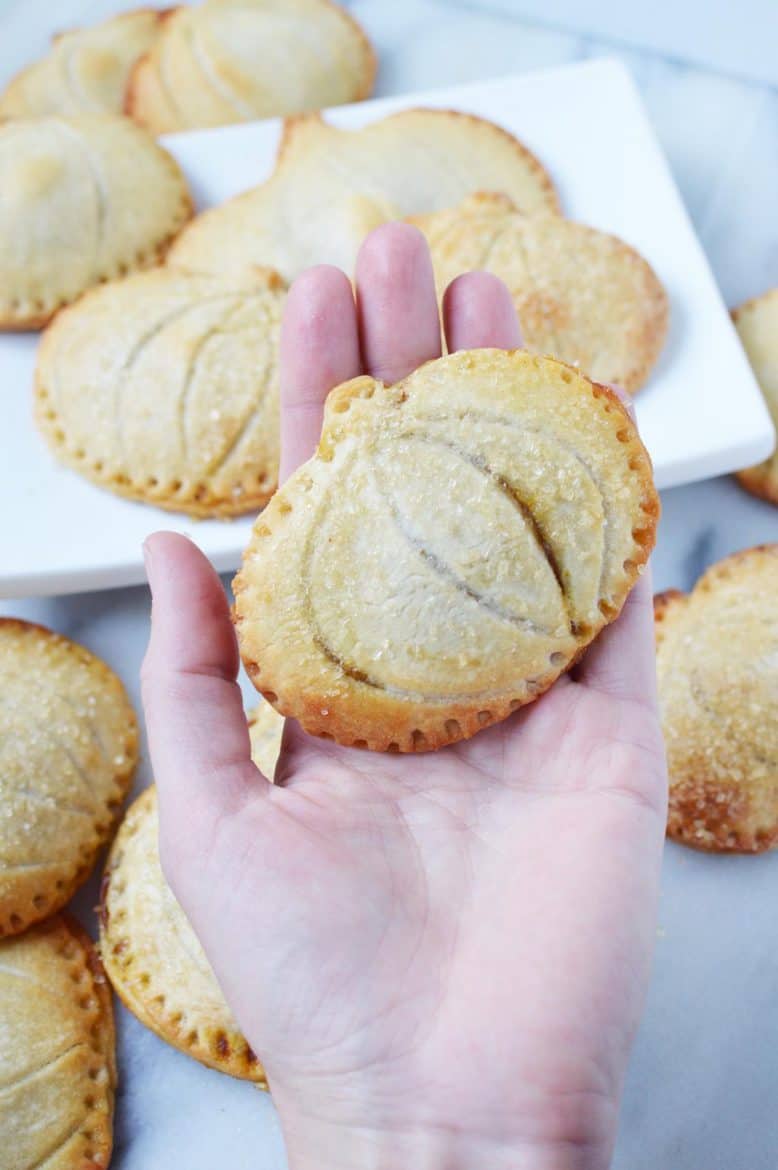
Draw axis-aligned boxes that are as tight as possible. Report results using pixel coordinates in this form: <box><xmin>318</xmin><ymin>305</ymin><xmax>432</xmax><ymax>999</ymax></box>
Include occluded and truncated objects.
<box><xmin>51</xmin><ymin>119</ymin><xmax>107</xmax><ymax>283</ymax></box>
<box><xmin>0</xmin><ymin>1040</ymin><xmax>85</xmax><ymax>1096</ymax></box>
<box><xmin>111</xmin><ymin>291</ymin><xmax>255</xmax><ymax>469</ymax></box>
<box><xmin>190</xmin><ymin>24</ymin><xmax>255</xmax><ymax>119</ymax></box>
<box><xmin>177</xmin><ymin>298</ymin><xmax>244</xmax><ymax>465</ymax></box>
<box><xmin>206</xmin><ymin>324</ymin><xmax>276</xmax><ymax>479</ymax></box>
<box><xmin>25</xmin><ymin>1116</ymin><xmax>88</xmax><ymax>1170</ymax></box>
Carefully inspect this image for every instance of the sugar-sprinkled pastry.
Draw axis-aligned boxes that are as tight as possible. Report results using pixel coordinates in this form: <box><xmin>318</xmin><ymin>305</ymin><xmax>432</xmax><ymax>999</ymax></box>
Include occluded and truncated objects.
<box><xmin>100</xmin><ymin>785</ymin><xmax>267</xmax><ymax>1083</ymax></box>
<box><xmin>35</xmin><ymin>267</ymin><xmax>285</xmax><ymax>517</ymax></box>
<box><xmin>0</xmin><ymin>618</ymin><xmax>138</xmax><ymax>937</ymax></box>
<box><xmin>126</xmin><ymin>0</ymin><xmax>376</xmax><ymax>133</ymax></box>
<box><xmin>0</xmin><ymin>9</ymin><xmax>164</xmax><ymax>118</ymax></box>
<box><xmin>0</xmin><ymin>115</ymin><xmax>192</xmax><ymax>329</ymax></box>
<box><xmin>168</xmin><ymin>109</ymin><xmax>560</xmax><ymax>281</ymax></box>
<box><xmin>234</xmin><ymin>349</ymin><xmax>659</xmax><ymax>752</ymax></box>
<box><xmin>655</xmin><ymin>545</ymin><xmax>778</xmax><ymax>853</ymax></box>
<box><xmin>412</xmin><ymin>193</ymin><xmax>668</xmax><ymax>393</ymax></box>
<box><xmin>0</xmin><ymin>915</ymin><xmax>116</xmax><ymax>1170</ymax></box>
<box><xmin>733</xmin><ymin>289</ymin><xmax>778</xmax><ymax>504</ymax></box>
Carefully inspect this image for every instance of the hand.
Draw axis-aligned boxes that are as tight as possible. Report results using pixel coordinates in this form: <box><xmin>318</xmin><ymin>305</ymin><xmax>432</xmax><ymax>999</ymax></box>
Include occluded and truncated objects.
<box><xmin>141</xmin><ymin>225</ymin><xmax>668</xmax><ymax>1170</ymax></box>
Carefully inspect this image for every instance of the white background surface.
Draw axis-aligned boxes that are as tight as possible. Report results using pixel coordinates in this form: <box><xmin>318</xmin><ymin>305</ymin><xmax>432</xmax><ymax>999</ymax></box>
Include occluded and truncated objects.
<box><xmin>1</xmin><ymin>3</ymin><xmax>777</xmax><ymax>1169</ymax></box>
<box><xmin>2</xmin><ymin>60</ymin><xmax>771</xmax><ymax>598</ymax></box>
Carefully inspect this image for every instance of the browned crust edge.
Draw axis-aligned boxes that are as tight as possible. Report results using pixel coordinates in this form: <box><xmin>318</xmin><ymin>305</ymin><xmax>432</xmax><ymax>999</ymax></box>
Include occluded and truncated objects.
<box><xmin>731</xmin><ymin>292</ymin><xmax>778</xmax><ymax>505</ymax></box>
<box><xmin>99</xmin><ymin>786</ymin><xmax>268</xmax><ymax>1085</ymax></box>
<box><xmin>0</xmin><ymin>618</ymin><xmax>139</xmax><ymax>937</ymax></box>
<box><xmin>234</xmin><ymin>354</ymin><xmax>659</xmax><ymax>752</ymax></box>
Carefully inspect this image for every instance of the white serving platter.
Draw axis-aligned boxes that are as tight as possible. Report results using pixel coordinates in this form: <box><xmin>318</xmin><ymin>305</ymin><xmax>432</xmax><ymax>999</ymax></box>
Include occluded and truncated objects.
<box><xmin>1</xmin><ymin>57</ymin><xmax>773</xmax><ymax>599</ymax></box>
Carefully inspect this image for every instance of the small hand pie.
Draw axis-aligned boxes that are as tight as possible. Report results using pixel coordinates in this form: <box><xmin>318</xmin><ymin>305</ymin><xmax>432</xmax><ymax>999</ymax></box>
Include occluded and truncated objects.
<box><xmin>0</xmin><ymin>10</ymin><xmax>163</xmax><ymax>118</ymax></box>
<box><xmin>0</xmin><ymin>115</ymin><xmax>192</xmax><ymax>329</ymax></box>
<box><xmin>733</xmin><ymin>289</ymin><xmax>778</xmax><ymax>504</ymax></box>
<box><xmin>127</xmin><ymin>0</ymin><xmax>376</xmax><ymax>133</ymax></box>
<box><xmin>169</xmin><ymin>110</ymin><xmax>560</xmax><ymax>281</ymax></box>
<box><xmin>35</xmin><ymin>267</ymin><xmax>285</xmax><ymax>517</ymax></box>
<box><xmin>0</xmin><ymin>619</ymin><xmax>138</xmax><ymax>937</ymax></box>
<box><xmin>0</xmin><ymin>915</ymin><xmax>116</xmax><ymax>1170</ymax></box>
<box><xmin>413</xmin><ymin>193</ymin><xmax>668</xmax><ymax>393</ymax></box>
<box><xmin>101</xmin><ymin>785</ymin><xmax>267</xmax><ymax>1083</ymax></box>
<box><xmin>656</xmin><ymin>545</ymin><xmax>778</xmax><ymax>853</ymax></box>
<box><xmin>235</xmin><ymin>349</ymin><xmax>659</xmax><ymax>752</ymax></box>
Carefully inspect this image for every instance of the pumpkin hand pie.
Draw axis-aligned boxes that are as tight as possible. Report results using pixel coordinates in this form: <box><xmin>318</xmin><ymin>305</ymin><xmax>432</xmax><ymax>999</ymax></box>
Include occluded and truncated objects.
<box><xmin>168</xmin><ymin>109</ymin><xmax>559</xmax><ymax>281</ymax></box>
<box><xmin>412</xmin><ymin>192</ymin><xmax>668</xmax><ymax>393</ymax></box>
<box><xmin>126</xmin><ymin>0</ymin><xmax>376</xmax><ymax>134</ymax></box>
<box><xmin>656</xmin><ymin>545</ymin><xmax>778</xmax><ymax>853</ymax></box>
<box><xmin>0</xmin><ymin>915</ymin><xmax>116</xmax><ymax>1170</ymax></box>
<box><xmin>35</xmin><ymin>266</ymin><xmax>286</xmax><ymax>517</ymax></box>
<box><xmin>0</xmin><ymin>9</ymin><xmax>164</xmax><ymax>119</ymax></box>
<box><xmin>0</xmin><ymin>114</ymin><xmax>192</xmax><ymax>329</ymax></box>
<box><xmin>732</xmin><ymin>289</ymin><xmax>778</xmax><ymax>505</ymax></box>
<box><xmin>0</xmin><ymin>618</ymin><xmax>138</xmax><ymax>938</ymax></box>
<box><xmin>234</xmin><ymin>349</ymin><xmax>659</xmax><ymax>752</ymax></box>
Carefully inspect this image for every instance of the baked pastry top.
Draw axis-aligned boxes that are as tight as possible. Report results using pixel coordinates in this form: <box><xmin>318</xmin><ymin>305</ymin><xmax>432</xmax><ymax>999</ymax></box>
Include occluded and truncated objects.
<box><xmin>127</xmin><ymin>0</ymin><xmax>376</xmax><ymax>133</ymax></box>
<box><xmin>234</xmin><ymin>349</ymin><xmax>659</xmax><ymax>752</ymax></box>
<box><xmin>100</xmin><ymin>785</ymin><xmax>267</xmax><ymax>1084</ymax></box>
<box><xmin>656</xmin><ymin>545</ymin><xmax>778</xmax><ymax>853</ymax></box>
<box><xmin>168</xmin><ymin>109</ymin><xmax>560</xmax><ymax>281</ymax></box>
<box><xmin>0</xmin><ymin>9</ymin><xmax>163</xmax><ymax>118</ymax></box>
<box><xmin>0</xmin><ymin>915</ymin><xmax>116</xmax><ymax>1170</ymax></box>
<box><xmin>35</xmin><ymin>266</ymin><xmax>285</xmax><ymax>517</ymax></box>
<box><xmin>414</xmin><ymin>193</ymin><xmax>668</xmax><ymax>393</ymax></box>
<box><xmin>733</xmin><ymin>289</ymin><xmax>778</xmax><ymax>504</ymax></box>
<box><xmin>0</xmin><ymin>618</ymin><xmax>138</xmax><ymax>937</ymax></box>
<box><xmin>0</xmin><ymin>115</ymin><xmax>192</xmax><ymax>329</ymax></box>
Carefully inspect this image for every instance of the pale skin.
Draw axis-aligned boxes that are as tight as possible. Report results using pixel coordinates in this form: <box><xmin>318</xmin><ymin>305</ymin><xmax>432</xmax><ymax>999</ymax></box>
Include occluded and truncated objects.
<box><xmin>142</xmin><ymin>224</ymin><xmax>668</xmax><ymax>1170</ymax></box>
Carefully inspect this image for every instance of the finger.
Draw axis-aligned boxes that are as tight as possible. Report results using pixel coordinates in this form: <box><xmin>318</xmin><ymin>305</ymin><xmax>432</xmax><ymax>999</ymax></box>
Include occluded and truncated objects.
<box><xmin>355</xmin><ymin>222</ymin><xmax>441</xmax><ymax>383</ymax></box>
<box><xmin>443</xmin><ymin>270</ymin><xmax>523</xmax><ymax>351</ymax></box>
<box><xmin>280</xmin><ymin>265</ymin><xmax>360</xmax><ymax>482</ymax></box>
<box><xmin>141</xmin><ymin>532</ymin><xmax>268</xmax><ymax>832</ymax></box>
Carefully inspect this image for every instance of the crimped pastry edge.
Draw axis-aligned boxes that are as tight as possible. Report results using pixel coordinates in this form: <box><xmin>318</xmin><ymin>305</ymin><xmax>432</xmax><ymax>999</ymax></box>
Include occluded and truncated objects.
<box><xmin>234</xmin><ymin>349</ymin><xmax>659</xmax><ymax>753</ymax></box>
<box><xmin>100</xmin><ymin>786</ymin><xmax>268</xmax><ymax>1084</ymax></box>
<box><xmin>0</xmin><ymin>617</ymin><xmax>139</xmax><ymax>937</ymax></box>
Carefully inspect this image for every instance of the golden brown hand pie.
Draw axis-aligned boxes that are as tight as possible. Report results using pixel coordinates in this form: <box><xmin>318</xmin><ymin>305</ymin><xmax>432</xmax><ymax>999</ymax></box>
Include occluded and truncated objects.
<box><xmin>100</xmin><ymin>785</ymin><xmax>267</xmax><ymax>1084</ymax></box>
<box><xmin>412</xmin><ymin>193</ymin><xmax>668</xmax><ymax>393</ymax></box>
<box><xmin>732</xmin><ymin>289</ymin><xmax>778</xmax><ymax>504</ymax></box>
<box><xmin>234</xmin><ymin>349</ymin><xmax>659</xmax><ymax>752</ymax></box>
<box><xmin>35</xmin><ymin>266</ymin><xmax>286</xmax><ymax>517</ymax></box>
<box><xmin>0</xmin><ymin>619</ymin><xmax>138</xmax><ymax>938</ymax></box>
<box><xmin>168</xmin><ymin>109</ymin><xmax>560</xmax><ymax>281</ymax></box>
<box><xmin>0</xmin><ymin>9</ymin><xmax>164</xmax><ymax>118</ymax></box>
<box><xmin>0</xmin><ymin>915</ymin><xmax>116</xmax><ymax>1170</ymax></box>
<box><xmin>655</xmin><ymin>545</ymin><xmax>778</xmax><ymax>853</ymax></box>
<box><xmin>126</xmin><ymin>0</ymin><xmax>376</xmax><ymax>133</ymax></box>
<box><xmin>0</xmin><ymin>114</ymin><xmax>192</xmax><ymax>329</ymax></box>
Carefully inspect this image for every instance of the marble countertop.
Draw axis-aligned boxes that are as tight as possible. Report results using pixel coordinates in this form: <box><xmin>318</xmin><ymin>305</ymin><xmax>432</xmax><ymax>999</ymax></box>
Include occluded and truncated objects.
<box><xmin>1</xmin><ymin>2</ymin><xmax>777</xmax><ymax>1167</ymax></box>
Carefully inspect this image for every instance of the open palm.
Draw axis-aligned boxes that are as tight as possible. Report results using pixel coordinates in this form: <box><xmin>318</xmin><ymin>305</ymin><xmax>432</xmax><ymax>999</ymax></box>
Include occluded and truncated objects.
<box><xmin>142</xmin><ymin>225</ymin><xmax>667</xmax><ymax>1170</ymax></box>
